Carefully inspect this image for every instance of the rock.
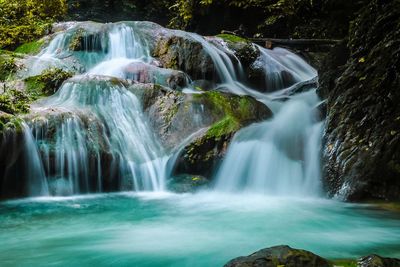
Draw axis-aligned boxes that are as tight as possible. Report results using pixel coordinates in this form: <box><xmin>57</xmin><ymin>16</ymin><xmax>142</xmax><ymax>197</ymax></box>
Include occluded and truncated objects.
<box><xmin>132</xmin><ymin>83</ymin><xmax>271</xmax><ymax>181</ymax></box>
<box><xmin>24</xmin><ymin>68</ymin><xmax>73</xmax><ymax>97</ymax></box>
<box><xmin>224</xmin><ymin>245</ymin><xmax>330</xmax><ymax>267</ymax></box>
<box><xmin>67</xmin><ymin>22</ymin><xmax>108</xmax><ymax>52</ymax></box>
<box><xmin>320</xmin><ymin>0</ymin><xmax>400</xmax><ymax>201</ymax></box>
<box><xmin>215</xmin><ymin>34</ymin><xmax>260</xmax><ymax>67</ymax></box>
<box><xmin>172</xmin><ymin>91</ymin><xmax>272</xmax><ymax>178</ymax></box>
<box><xmin>152</xmin><ymin>34</ymin><xmax>216</xmax><ymax>81</ymax></box>
<box><xmin>123</xmin><ymin>61</ymin><xmax>188</xmax><ymax>89</ymax></box>
<box><xmin>358</xmin><ymin>255</ymin><xmax>400</xmax><ymax>267</ymax></box>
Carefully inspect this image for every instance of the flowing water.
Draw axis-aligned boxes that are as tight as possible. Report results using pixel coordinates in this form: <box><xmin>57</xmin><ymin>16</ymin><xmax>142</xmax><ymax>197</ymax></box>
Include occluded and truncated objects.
<box><xmin>1</xmin><ymin>22</ymin><xmax>400</xmax><ymax>266</ymax></box>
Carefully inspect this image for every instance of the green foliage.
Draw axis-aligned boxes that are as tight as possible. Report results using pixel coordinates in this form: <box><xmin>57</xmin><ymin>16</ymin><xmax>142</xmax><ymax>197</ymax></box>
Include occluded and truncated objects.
<box><xmin>0</xmin><ymin>56</ymin><xmax>17</xmax><ymax>81</ymax></box>
<box><xmin>168</xmin><ymin>0</ymin><xmax>360</xmax><ymax>38</ymax></box>
<box><xmin>0</xmin><ymin>0</ymin><xmax>67</xmax><ymax>49</ymax></box>
<box><xmin>0</xmin><ymin>89</ymin><xmax>30</xmax><ymax>114</ymax></box>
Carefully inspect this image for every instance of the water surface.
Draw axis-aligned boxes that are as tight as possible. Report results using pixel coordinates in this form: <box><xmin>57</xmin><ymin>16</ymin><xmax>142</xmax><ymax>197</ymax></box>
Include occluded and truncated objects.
<box><xmin>1</xmin><ymin>193</ymin><xmax>399</xmax><ymax>267</ymax></box>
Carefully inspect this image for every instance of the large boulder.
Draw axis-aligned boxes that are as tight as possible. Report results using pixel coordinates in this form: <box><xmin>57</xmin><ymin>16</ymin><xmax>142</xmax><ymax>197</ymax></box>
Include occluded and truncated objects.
<box><xmin>152</xmin><ymin>33</ymin><xmax>216</xmax><ymax>81</ymax></box>
<box><xmin>319</xmin><ymin>0</ymin><xmax>400</xmax><ymax>201</ymax></box>
<box><xmin>172</xmin><ymin>91</ymin><xmax>271</xmax><ymax>179</ymax></box>
<box><xmin>224</xmin><ymin>245</ymin><xmax>330</xmax><ymax>267</ymax></box>
<box><xmin>132</xmin><ymin>83</ymin><xmax>271</xmax><ymax>181</ymax></box>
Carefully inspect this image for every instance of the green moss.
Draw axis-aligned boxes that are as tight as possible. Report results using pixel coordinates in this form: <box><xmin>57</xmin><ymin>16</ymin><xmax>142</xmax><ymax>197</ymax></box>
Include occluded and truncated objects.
<box><xmin>330</xmin><ymin>259</ymin><xmax>357</xmax><ymax>267</ymax></box>
<box><xmin>216</xmin><ymin>34</ymin><xmax>248</xmax><ymax>43</ymax></box>
<box><xmin>15</xmin><ymin>40</ymin><xmax>45</xmax><ymax>55</ymax></box>
<box><xmin>195</xmin><ymin>91</ymin><xmax>258</xmax><ymax>122</ymax></box>
<box><xmin>24</xmin><ymin>68</ymin><xmax>73</xmax><ymax>98</ymax></box>
<box><xmin>206</xmin><ymin>115</ymin><xmax>240</xmax><ymax>138</ymax></box>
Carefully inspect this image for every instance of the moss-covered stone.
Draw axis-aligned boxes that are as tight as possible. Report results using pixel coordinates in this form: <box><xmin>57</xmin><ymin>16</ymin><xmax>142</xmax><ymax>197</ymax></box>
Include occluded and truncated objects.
<box><xmin>330</xmin><ymin>259</ymin><xmax>357</xmax><ymax>267</ymax></box>
<box><xmin>216</xmin><ymin>33</ymin><xmax>248</xmax><ymax>43</ymax></box>
<box><xmin>173</xmin><ymin>90</ymin><xmax>271</xmax><ymax>179</ymax></box>
<box><xmin>14</xmin><ymin>39</ymin><xmax>45</xmax><ymax>55</ymax></box>
<box><xmin>152</xmin><ymin>35</ymin><xmax>215</xmax><ymax>80</ymax></box>
<box><xmin>24</xmin><ymin>68</ymin><xmax>73</xmax><ymax>98</ymax></box>
<box><xmin>224</xmin><ymin>245</ymin><xmax>330</xmax><ymax>267</ymax></box>
<box><xmin>68</xmin><ymin>26</ymin><xmax>107</xmax><ymax>52</ymax></box>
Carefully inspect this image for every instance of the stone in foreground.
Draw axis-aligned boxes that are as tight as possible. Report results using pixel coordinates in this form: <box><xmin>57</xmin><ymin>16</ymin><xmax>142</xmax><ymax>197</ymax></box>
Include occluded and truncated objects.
<box><xmin>224</xmin><ymin>245</ymin><xmax>329</xmax><ymax>267</ymax></box>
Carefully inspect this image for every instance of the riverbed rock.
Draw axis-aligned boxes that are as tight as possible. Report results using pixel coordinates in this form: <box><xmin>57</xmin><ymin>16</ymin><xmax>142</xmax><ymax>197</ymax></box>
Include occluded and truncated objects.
<box><xmin>172</xmin><ymin>91</ymin><xmax>272</xmax><ymax>179</ymax></box>
<box><xmin>224</xmin><ymin>245</ymin><xmax>330</xmax><ymax>267</ymax></box>
<box><xmin>132</xmin><ymin>83</ymin><xmax>271</xmax><ymax>180</ymax></box>
<box><xmin>152</xmin><ymin>33</ymin><xmax>216</xmax><ymax>81</ymax></box>
<box><xmin>123</xmin><ymin>61</ymin><xmax>188</xmax><ymax>89</ymax></box>
<box><xmin>358</xmin><ymin>255</ymin><xmax>400</xmax><ymax>267</ymax></box>
<box><xmin>319</xmin><ymin>0</ymin><xmax>400</xmax><ymax>201</ymax></box>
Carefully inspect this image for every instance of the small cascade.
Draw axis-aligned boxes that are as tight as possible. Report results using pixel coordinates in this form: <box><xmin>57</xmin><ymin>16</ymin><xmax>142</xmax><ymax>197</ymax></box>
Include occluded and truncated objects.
<box><xmin>29</xmin><ymin>76</ymin><xmax>168</xmax><ymax>194</ymax></box>
<box><xmin>256</xmin><ymin>46</ymin><xmax>317</xmax><ymax>92</ymax></box>
<box><xmin>21</xmin><ymin>123</ymin><xmax>49</xmax><ymax>196</ymax></box>
<box><xmin>17</xmin><ymin>23</ymin><xmax>169</xmax><ymax>196</ymax></box>
<box><xmin>214</xmin><ymin>91</ymin><xmax>324</xmax><ymax>196</ymax></box>
<box><xmin>189</xmin><ymin>33</ymin><xmax>322</xmax><ymax>196</ymax></box>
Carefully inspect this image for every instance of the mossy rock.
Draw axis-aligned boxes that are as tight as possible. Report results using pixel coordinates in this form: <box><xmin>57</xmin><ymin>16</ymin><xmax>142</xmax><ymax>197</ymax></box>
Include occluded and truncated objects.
<box><xmin>172</xmin><ymin>90</ymin><xmax>271</xmax><ymax>179</ymax></box>
<box><xmin>152</xmin><ymin>34</ymin><xmax>215</xmax><ymax>80</ymax></box>
<box><xmin>330</xmin><ymin>259</ymin><xmax>357</xmax><ymax>267</ymax></box>
<box><xmin>216</xmin><ymin>34</ymin><xmax>259</xmax><ymax>66</ymax></box>
<box><xmin>68</xmin><ymin>25</ymin><xmax>108</xmax><ymax>52</ymax></box>
<box><xmin>216</xmin><ymin>33</ymin><xmax>248</xmax><ymax>43</ymax></box>
<box><xmin>224</xmin><ymin>245</ymin><xmax>330</xmax><ymax>267</ymax></box>
<box><xmin>14</xmin><ymin>39</ymin><xmax>45</xmax><ymax>55</ymax></box>
<box><xmin>24</xmin><ymin>68</ymin><xmax>73</xmax><ymax>98</ymax></box>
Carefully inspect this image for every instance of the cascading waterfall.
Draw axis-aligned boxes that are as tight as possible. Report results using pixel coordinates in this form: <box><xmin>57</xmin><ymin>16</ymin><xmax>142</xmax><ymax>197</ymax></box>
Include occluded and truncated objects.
<box><xmin>19</xmin><ymin>23</ymin><xmax>168</xmax><ymax>195</ymax></box>
<box><xmin>214</xmin><ymin>91</ymin><xmax>324</xmax><ymax>196</ymax></box>
<box><xmin>186</xmin><ymin>34</ymin><xmax>322</xmax><ymax>196</ymax></box>
<box><xmin>15</xmin><ymin>21</ymin><xmax>323</xmax><ymax>197</ymax></box>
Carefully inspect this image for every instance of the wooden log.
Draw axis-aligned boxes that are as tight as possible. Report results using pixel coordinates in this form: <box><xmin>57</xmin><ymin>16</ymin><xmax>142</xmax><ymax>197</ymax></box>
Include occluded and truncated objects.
<box><xmin>249</xmin><ymin>38</ymin><xmax>342</xmax><ymax>50</ymax></box>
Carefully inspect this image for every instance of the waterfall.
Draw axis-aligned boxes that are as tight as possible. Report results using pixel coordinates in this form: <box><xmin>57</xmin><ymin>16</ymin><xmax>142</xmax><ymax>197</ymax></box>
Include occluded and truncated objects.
<box><xmin>21</xmin><ymin>123</ymin><xmax>49</xmax><ymax>196</ymax></box>
<box><xmin>213</xmin><ymin>91</ymin><xmax>324</xmax><ymax>196</ymax></box>
<box><xmin>10</xmin><ymin>21</ymin><xmax>323</xmax><ymax>197</ymax></box>
<box><xmin>188</xmin><ymin>34</ymin><xmax>322</xmax><ymax>196</ymax></box>
<box><xmin>19</xmin><ymin>23</ymin><xmax>168</xmax><ymax>195</ymax></box>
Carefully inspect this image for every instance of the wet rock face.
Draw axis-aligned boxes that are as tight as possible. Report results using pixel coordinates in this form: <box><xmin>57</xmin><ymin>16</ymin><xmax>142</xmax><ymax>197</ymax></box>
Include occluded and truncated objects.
<box><xmin>152</xmin><ymin>34</ymin><xmax>216</xmax><ymax>81</ymax></box>
<box><xmin>224</xmin><ymin>245</ymin><xmax>330</xmax><ymax>267</ymax></box>
<box><xmin>320</xmin><ymin>0</ymin><xmax>400</xmax><ymax>201</ymax></box>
